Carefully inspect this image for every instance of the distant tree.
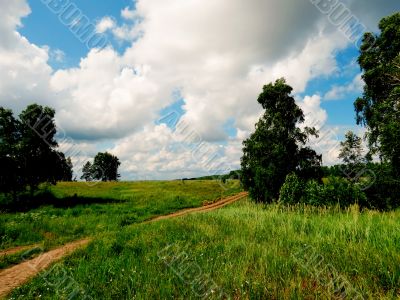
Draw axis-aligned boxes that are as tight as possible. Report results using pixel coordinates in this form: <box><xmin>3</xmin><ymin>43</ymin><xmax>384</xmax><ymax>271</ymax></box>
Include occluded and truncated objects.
<box><xmin>339</xmin><ymin>131</ymin><xmax>364</xmax><ymax>170</ymax></box>
<box><xmin>241</xmin><ymin>78</ymin><xmax>321</xmax><ymax>203</ymax></box>
<box><xmin>92</xmin><ymin>152</ymin><xmax>121</xmax><ymax>182</ymax></box>
<box><xmin>81</xmin><ymin>161</ymin><xmax>93</xmax><ymax>182</ymax></box>
<box><xmin>354</xmin><ymin>12</ymin><xmax>400</xmax><ymax>175</ymax></box>
<box><xmin>59</xmin><ymin>156</ymin><xmax>73</xmax><ymax>182</ymax></box>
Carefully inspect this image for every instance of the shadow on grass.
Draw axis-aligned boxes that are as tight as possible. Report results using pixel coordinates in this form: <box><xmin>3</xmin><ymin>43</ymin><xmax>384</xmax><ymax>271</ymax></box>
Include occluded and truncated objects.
<box><xmin>0</xmin><ymin>190</ymin><xmax>127</xmax><ymax>213</ymax></box>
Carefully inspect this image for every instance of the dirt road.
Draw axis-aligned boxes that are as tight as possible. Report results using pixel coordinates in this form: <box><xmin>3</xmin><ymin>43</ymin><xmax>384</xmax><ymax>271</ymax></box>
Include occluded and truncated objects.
<box><xmin>148</xmin><ymin>191</ymin><xmax>248</xmax><ymax>222</ymax></box>
<box><xmin>0</xmin><ymin>239</ymin><xmax>91</xmax><ymax>298</ymax></box>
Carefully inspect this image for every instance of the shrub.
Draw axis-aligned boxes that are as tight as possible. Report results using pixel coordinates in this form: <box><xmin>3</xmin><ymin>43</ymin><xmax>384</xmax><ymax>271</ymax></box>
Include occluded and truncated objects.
<box><xmin>303</xmin><ymin>180</ymin><xmax>324</xmax><ymax>206</ymax></box>
<box><xmin>318</xmin><ymin>176</ymin><xmax>367</xmax><ymax>207</ymax></box>
<box><xmin>364</xmin><ymin>176</ymin><xmax>400</xmax><ymax>210</ymax></box>
<box><xmin>279</xmin><ymin>175</ymin><xmax>367</xmax><ymax>208</ymax></box>
<box><xmin>279</xmin><ymin>173</ymin><xmax>305</xmax><ymax>205</ymax></box>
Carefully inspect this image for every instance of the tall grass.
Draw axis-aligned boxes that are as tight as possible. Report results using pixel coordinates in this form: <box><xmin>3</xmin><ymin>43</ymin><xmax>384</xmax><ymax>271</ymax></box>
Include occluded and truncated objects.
<box><xmin>10</xmin><ymin>199</ymin><xmax>400</xmax><ymax>299</ymax></box>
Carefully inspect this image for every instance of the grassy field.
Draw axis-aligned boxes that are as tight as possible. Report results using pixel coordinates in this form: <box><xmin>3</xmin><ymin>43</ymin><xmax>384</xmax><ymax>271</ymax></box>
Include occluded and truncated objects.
<box><xmin>8</xmin><ymin>197</ymin><xmax>400</xmax><ymax>299</ymax></box>
<box><xmin>0</xmin><ymin>180</ymin><xmax>242</xmax><ymax>253</ymax></box>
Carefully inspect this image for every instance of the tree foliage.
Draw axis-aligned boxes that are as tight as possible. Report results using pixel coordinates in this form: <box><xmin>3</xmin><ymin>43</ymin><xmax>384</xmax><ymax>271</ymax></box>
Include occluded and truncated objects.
<box><xmin>279</xmin><ymin>173</ymin><xmax>366</xmax><ymax>208</ymax></box>
<box><xmin>0</xmin><ymin>104</ymin><xmax>73</xmax><ymax>200</ymax></box>
<box><xmin>338</xmin><ymin>131</ymin><xmax>365</xmax><ymax>180</ymax></box>
<box><xmin>339</xmin><ymin>131</ymin><xmax>364</xmax><ymax>165</ymax></box>
<box><xmin>355</xmin><ymin>12</ymin><xmax>400</xmax><ymax>175</ymax></box>
<box><xmin>81</xmin><ymin>161</ymin><xmax>93</xmax><ymax>182</ymax></box>
<box><xmin>241</xmin><ymin>78</ymin><xmax>322</xmax><ymax>203</ymax></box>
<box><xmin>80</xmin><ymin>152</ymin><xmax>121</xmax><ymax>182</ymax></box>
<box><xmin>92</xmin><ymin>152</ymin><xmax>121</xmax><ymax>181</ymax></box>
<box><xmin>0</xmin><ymin>108</ymin><xmax>21</xmax><ymax>196</ymax></box>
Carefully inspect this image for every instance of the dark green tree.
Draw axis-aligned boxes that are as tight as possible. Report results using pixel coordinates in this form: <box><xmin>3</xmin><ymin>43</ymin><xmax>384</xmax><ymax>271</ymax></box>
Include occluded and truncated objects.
<box><xmin>81</xmin><ymin>161</ymin><xmax>93</xmax><ymax>182</ymax></box>
<box><xmin>19</xmin><ymin>104</ymin><xmax>61</xmax><ymax>193</ymax></box>
<box><xmin>58</xmin><ymin>156</ymin><xmax>73</xmax><ymax>182</ymax></box>
<box><xmin>339</xmin><ymin>131</ymin><xmax>364</xmax><ymax>170</ymax></box>
<box><xmin>0</xmin><ymin>108</ymin><xmax>22</xmax><ymax>198</ymax></box>
<box><xmin>0</xmin><ymin>104</ymin><xmax>71</xmax><ymax>200</ymax></box>
<box><xmin>241</xmin><ymin>78</ymin><xmax>321</xmax><ymax>203</ymax></box>
<box><xmin>92</xmin><ymin>152</ymin><xmax>121</xmax><ymax>182</ymax></box>
<box><xmin>355</xmin><ymin>12</ymin><xmax>400</xmax><ymax>175</ymax></box>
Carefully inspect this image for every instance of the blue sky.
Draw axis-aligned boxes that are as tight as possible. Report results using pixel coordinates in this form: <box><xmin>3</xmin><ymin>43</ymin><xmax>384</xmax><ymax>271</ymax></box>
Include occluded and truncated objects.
<box><xmin>1</xmin><ymin>0</ymin><xmax>399</xmax><ymax>179</ymax></box>
<box><xmin>20</xmin><ymin>1</ymin><xmax>132</xmax><ymax>68</ymax></box>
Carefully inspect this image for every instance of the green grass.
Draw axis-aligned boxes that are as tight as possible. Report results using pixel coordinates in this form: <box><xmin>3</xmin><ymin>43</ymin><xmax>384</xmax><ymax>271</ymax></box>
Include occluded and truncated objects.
<box><xmin>0</xmin><ymin>180</ymin><xmax>242</xmax><ymax>251</ymax></box>
<box><xmin>9</xmin><ymin>198</ymin><xmax>400</xmax><ymax>299</ymax></box>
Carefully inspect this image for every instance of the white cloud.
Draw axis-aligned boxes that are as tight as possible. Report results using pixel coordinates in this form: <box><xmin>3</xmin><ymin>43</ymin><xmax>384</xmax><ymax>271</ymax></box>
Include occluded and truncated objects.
<box><xmin>111</xmin><ymin>24</ymin><xmax>141</xmax><ymax>42</ymax></box>
<box><xmin>0</xmin><ymin>0</ymin><xmax>54</xmax><ymax>112</ymax></box>
<box><xmin>95</xmin><ymin>16</ymin><xmax>115</xmax><ymax>34</ymax></box>
<box><xmin>121</xmin><ymin>7</ymin><xmax>137</xmax><ymax>21</ymax></box>
<box><xmin>324</xmin><ymin>73</ymin><xmax>364</xmax><ymax>100</ymax></box>
<box><xmin>51</xmin><ymin>47</ymin><xmax>164</xmax><ymax>140</ymax></box>
<box><xmin>299</xmin><ymin>94</ymin><xmax>328</xmax><ymax>130</ymax></box>
<box><xmin>110</xmin><ymin>123</ymin><xmax>235</xmax><ymax>180</ymax></box>
<box><xmin>51</xmin><ymin>49</ymin><xmax>65</xmax><ymax>62</ymax></box>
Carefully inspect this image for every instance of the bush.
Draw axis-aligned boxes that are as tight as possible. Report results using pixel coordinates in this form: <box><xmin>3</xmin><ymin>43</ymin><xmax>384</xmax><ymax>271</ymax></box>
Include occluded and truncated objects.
<box><xmin>279</xmin><ymin>173</ymin><xmax>305</xmax><ymax>205</ymax></box>
<box><xmin>303</xmin><ymin>180</ymin><xmax>323</xmax><ymax>206</ymax></box>
<box><xmin>279</xmin><ymin>175</ymin><xmax>367</xmax><ymax>207</ymax></box>
<box><xmin>315</xmin><ymin>176</ymin><xmax>367</xmax><ymax>207</ymax></box>
<box><xmin>364</xmin><ymin>175</ymin><xmax>400</xmax><ymax>210</ymax></box>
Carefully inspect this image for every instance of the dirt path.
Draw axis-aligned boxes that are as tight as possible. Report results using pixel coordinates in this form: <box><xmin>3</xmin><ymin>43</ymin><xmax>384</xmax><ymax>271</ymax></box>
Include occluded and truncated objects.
<box><xmin>0</xmin><ymin>244</ymin><xmax>41</xmax><ymax>257</ymax></box>
<box><xmin>149</xmin><ymin>191</ymin><xmax>248</xmax><ymax>222</ymax></box>
<box><xmin>0</xmin><ymin>239</ymin><xmax>90</xmax><ymax>298</ymax></box>
<box><xmin>0</xmin><ymin>192</ymin><xmax>248</xmax><ymax>298</ymax></box>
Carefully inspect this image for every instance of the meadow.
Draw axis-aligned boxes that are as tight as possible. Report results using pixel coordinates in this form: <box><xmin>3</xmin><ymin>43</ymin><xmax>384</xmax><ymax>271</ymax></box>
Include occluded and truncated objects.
<box><xmin>0</xmin><ymin>180</ymin><xmax>242</xmax><ymax>253</ymax></box>
<box><xmin>6</xmin><ymin>193</ymin><xmax>400</xmax><ymax>299</ymax></box>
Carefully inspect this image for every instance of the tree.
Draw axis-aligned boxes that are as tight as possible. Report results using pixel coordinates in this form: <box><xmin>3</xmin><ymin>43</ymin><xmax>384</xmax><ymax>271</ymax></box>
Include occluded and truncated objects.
<box><xmin>0</xmin><ymin>104</ymin><xmax>71</xmax><ymax>200</ymax></box>
<box><xmin>92</xmin><ymin>152</ymin><xmax>121</xmax><ymax>182</ymax></box>
<box><xmin>81</xmin><ymin>161</ymin><xmax>93</xmax><ymax>182</ymax></box>
<box><xmin>241</xmin><ymin>78</ymin><xmax>321</xmax><ymax>203</ymax></box>
<box><xmin>354</xmin><ymin>12</ymin><xmax>400</xmax><ymax>175</ymax></box>
<box><xmin>58</xmin><ymin>156</ymin><xmax>73</xmax><ymax>182</ymax></box>
<box><xmin>19</xmin><ymin>104</ymin><xmax>63</xmax><ymax>193</ymax></box>
<box><xmin>339</xmin><ymin>131</ymin><xmax>364</xmax><ymax>172</ymax></box>
<box><xmin>0</xmin><ymin>108</ymin><xmax>22</xmax><ymax>197</ymax></box>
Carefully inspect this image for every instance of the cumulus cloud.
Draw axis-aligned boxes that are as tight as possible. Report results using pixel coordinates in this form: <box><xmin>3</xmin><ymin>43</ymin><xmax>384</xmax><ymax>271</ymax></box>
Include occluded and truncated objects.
<box><xmin>51</xmin><ymin>48</ymin><xmax>163</xmax><ymax>140</ymax></box>
<box><xmin>95</xmin><ymin>16</ymin><xmax>115</xmax><ymax>34</ymax></box>
<box><xmin>0</xmin><ymin>0</ymin><xmax>53</xmax><ymax>111</ymax></box>
<box><xmin>121</xmin><ymin>7</ymin><xmax>138</xmax><ymax>21</ymax></box>
<box><xmin>50</xmin><ymin>48</ymin><xmax>65</xmax><ymax>62</ymax></box>
<box><xmin>110</xmin><ymin>123</ymin><xmax>234</xmax><ymax>180</ymax></box>
<box><xmin>324</xmin><ymin>73</ymin><xmax>363</xmax><ymax>101</ymax></box>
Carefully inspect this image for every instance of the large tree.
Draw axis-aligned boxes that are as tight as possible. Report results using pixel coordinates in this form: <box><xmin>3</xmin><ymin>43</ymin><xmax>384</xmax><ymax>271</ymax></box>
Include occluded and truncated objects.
<box><xmin>241</xmin><ymin>78</ymin><xmax>321</xmax><ymax>203</ymax></box>
<box><xmin>354</xmin><ymin>12</ymin><xmax>400</xmax><ymax>175</ymax></box>
<box><xmin>0</xmin><ymin>108</ymin><xmax>22</xmax><ymax>197</ymax></box>
<box><xmin>0</xmin><ymin>104</ymin><xmax>73</xmax><ymax>199</ymax></box>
